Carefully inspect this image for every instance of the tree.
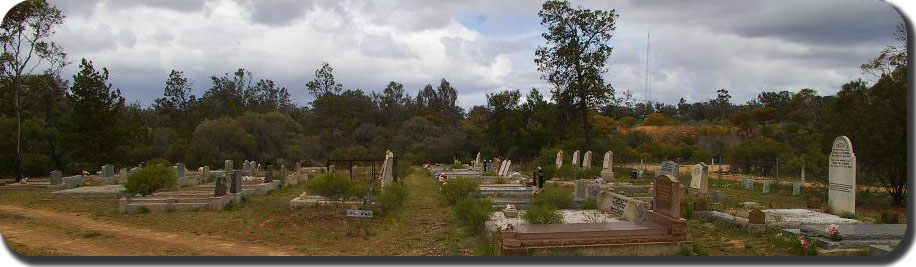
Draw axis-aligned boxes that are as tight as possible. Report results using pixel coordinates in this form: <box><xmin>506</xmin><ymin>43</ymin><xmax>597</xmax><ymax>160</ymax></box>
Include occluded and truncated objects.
<box><xmin>1</xmin><ymin>0</ymin><xmax>66</xmax><ymax>181</ymax></box>
<box><xmin>535</xmin><ymin>0</ymin><xmax>617</xmax><ymax>155</ymax></box>
<box><xmin>153</xmin><ymin>70</ymin><xmax>194</xmax><ymax>134</ymax></box>
<box><xmin>305</xmin><ymin>62</ymin><xmax>342</xmax><ymax>97</ymax></box>
<box><xmin>63</xmin><ymin>59</ymin><xmax>126</xmax><ymax>170</ymax></box>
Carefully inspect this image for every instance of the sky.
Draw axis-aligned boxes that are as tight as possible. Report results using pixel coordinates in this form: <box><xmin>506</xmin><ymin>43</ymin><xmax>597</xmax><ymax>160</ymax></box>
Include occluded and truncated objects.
<box><xmin>32</xmin><ymin>0</ymin><xmax>906</xmax><ymax>108</ymax></box>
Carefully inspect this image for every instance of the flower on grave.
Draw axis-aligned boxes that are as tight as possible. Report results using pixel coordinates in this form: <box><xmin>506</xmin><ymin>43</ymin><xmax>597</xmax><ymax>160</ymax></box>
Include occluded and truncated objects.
<box><xmin>826</xmin><ymin>224</ymin><xmax>841</xmax><ymax>240</ymax></box>
<box><xmin>798</xmin><ymin>235</ymin><xmax>810</xmax><ymax>249</ymax></box>
<box><xmin>19</xmin><ymin>177</ymin><xmax>29</xmax><ymax>184</ymax></box>
<box><xmin>503</xmin><ymin>223</ymin><xmax>515</xmax><ymax>232</ymax></box>
<box><xmin>595</xmin><ymin>177</ymin><xmax>605</xmax><ymax>184</ymax></box>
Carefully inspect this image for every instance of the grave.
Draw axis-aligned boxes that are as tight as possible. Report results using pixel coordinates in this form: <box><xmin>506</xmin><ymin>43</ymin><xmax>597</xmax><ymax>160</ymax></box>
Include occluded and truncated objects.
<box><xmin>50</xmin><ymin>170</ymin><xmax>62</xmax><ymax>185</ymax></box>
<box><xmin>600</xmin><ymin>151</ymin><xmax>614</xmax><ymax>180</ymax></box>
<box><xmin>571</xmin><ymin>150</ymin><xmax>580</xmax><ymax>167</ymax></box>
<box><xmin>796</xmin><ymin>224</ymin><xmax>905</xmax><ymax>254</ymax></box>
<box><xmin>120</xmin><ymin>172</ymin><xmax>282</xmax><ymax>213</ymax></box>
<box><xmin>51</xmin><ymin>185</ymin><xmax>126</xmax><ymax>199</ymax></box>
<box><xmin>657</xmin><ymin>161</ymin><xmax>678</xmax><ymax>178</ymax></box>
<box><xmin>582</xmin><ymin>151</ymin><xmax>592</xmax><ymax>169</ymax></box>
<box><xmin>828</xmin><ymin>136</ymin><xmax>856</xmax><ymax>216</ymax></box>
<box><xmin>689</xmin><ymin>162</ymin><xmax>708</xmax><ymax>194</ymax></box>
<box><xmin>555</xmin><ymin>150</ymin><xmax>564</xmax><ymax>168</ymax></box>
<box><xmin>496</xmin><ymin>174</ymin><xmax>689</xmax><ymax>256</ymax></box>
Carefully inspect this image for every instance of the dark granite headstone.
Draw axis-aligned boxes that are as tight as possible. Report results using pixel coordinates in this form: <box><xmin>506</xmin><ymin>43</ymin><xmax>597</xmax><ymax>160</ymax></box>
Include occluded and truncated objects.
<box><xmin>229</xmin><ymin>171</ymin><xmax>242</xmax><ymax>194</ymax></box>
<box><xmin>748</xmin><ymin>209</ymin><xmax>766</xmax><ymax>224</ymax></box>
<box><xmin>265</xmin><ymin>165</ymin><xmax>273</xmax><ymax>183</ymax></box>
<box><xmin>214</xmin><ymin>176</ymin><xmax>227</xmax><ymax>197</ymax></box>
<box><xmin>50</xmin><ymin>170</ymin><xmax>62</xmax><ymax>185</ymax></box>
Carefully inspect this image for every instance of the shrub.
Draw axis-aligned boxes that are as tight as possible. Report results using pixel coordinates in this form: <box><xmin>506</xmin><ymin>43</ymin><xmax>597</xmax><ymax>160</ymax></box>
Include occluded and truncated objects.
<box><xmin>581</xmin><ymin>198</ymin><xmax>598</xmax><ymax>210</ymax></box>
<box><xmin>453</xmin><ymin>197</ymin><xmax>492</xmax><ymax>235</ymax></box>
<box><xmin>481</xmin><ymin>171</ymin><xmax>498</xmax><ymax>176</ymax></box>
<box><xmin>439</xmin><ymin>177</ymin><xmax>480</xmax><ymax>205</ymax></box>
<box><xmin>148</xmin><ymin>158</ymin><xmax>171</xmax><ymax>167</ymax></box>
<box><xmin>377</xmin><ymin>183</ymin><xmax>409</xmax><ymax>214</ymax></box>
<box><xmin>451</xmin><ymin>163</ymin><xmax>464</xmax><ymax>169</ymax></box>
<box><xmin>522</xmin><ymin>203</ymin><xmax>563</xmax><ymax>224</ymax></box>
<box><xmin>136</xmin><ymin>206</ymin><xmax>150</xmax><ymax>214</ymax></box>
<box><xmin>305</xmin><ymin>172</ymin><xmax>359</xmax><ymax>201</ymax></box>
<box><xmin>124</xmin><ymin>164</ymin><xmax>177</xmax><ymax>197</ymax></box>
<box><xmin>532</xmin><ymin>185</ymin><xmax>573</xmax><ymax>209</ymax></box>
<box><xmin>494</xmin><ymin>176</ymin><xmax>507</xmax><ymax>184</ymax></box>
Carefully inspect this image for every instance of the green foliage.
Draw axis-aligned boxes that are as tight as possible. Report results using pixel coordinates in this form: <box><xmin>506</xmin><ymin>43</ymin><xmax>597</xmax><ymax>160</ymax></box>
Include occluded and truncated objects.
<box><xmin>642</xmin><ymin>112</ymin><xmax>670</xmax><ymax>126</ymax></box>
<box><xmin>581</xmin><ymin>198</ymin><xmax>598</xmax><ymax>210</ymax></box>
<box><xmin>450</xmin><ymin>163</ymin><xmax>464</xmax><ymax>169</ymax></box>
<box><xmin>124</xmin><ymin>164</ymin><xmax>177</xmax><ymax>197</ymax></box>
<box><xmin>522</xmin><ymin>203</ymin><xmax>563</xmax><ymax>224</ymax></box>
<box><xmin>62</xmin><ymin>59</ymin><xmax>127</xmax><ymax>169</ymax></box>
<box><xmin>148</xmin><ymin>158</ymin><xmax>171</xmax><ymax>167</ymax></box>
<box><xmin>532</xmin><ymin>184</ymin><xmax>573</xmax><ymax>209</ymax></box>
<box><xmin>481</xmin><ymin>171</ymin><xmax>497</xmax><ymax>176</ymax></box>
<box><xmin>376</xmin><ymin>182</ymin><xmax>409</xmax><ymax>215</ymax></box>
<box><xmin>439</xmin><ymin>177</ymin><xmax>480</xmax><ymax>205</ymax></box>
<box><xmin>136</xmin><ymin>206</ymin><xmax>150</xmax><ymax>214</ymax></box>
<box><xmin>452</xmin><ymin>197</ymin><xmax>492</xmax><ymax>235</ymax></box>
<box><xmin>304</xmin><ymin>172</ymin><xmax>364</xmax><ymax>201</ymax></box>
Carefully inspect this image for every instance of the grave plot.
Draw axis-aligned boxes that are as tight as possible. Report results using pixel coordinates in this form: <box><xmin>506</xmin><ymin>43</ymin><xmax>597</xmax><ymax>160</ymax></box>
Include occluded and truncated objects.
<box><xmin>291</xmin><ymin>153</ymin><xmax>395</xmax><ymax>208</ymax></box>
<box><xmin>119</xmin><ymin>170</ymin><xmax>283</xmax><ymax>213</ymax></box>
<box><xmin>790</xmin><ymin>224</ymin><xmax>907</xmax><ymax>256</ymax></box>
<box><xmin>493</xmin><ymin>175</ymin><xmax>690</xmax><ymax>256</ymax></box>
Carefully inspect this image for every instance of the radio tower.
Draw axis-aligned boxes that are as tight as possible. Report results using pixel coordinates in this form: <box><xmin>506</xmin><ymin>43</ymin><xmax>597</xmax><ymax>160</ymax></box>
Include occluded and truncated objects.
<box><xmin>645</xmin><ymin>32</ymin><xmax>651</xmax><ymax>105</ymax></box>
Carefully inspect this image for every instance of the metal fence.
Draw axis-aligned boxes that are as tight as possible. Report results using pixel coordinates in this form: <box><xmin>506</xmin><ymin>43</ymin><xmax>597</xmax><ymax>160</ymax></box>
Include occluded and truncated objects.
<box><xmin>325</xmin><ymin>158</ymin><xmax>398</xmax><ymax>184</ymax></box>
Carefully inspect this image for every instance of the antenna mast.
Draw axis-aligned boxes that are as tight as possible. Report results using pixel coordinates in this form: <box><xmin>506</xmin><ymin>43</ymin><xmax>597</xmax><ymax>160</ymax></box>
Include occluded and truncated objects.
<box><xmin>645</xmin><ymin>32</ymin><xmax>651</xmax><ymax>105</ymax></box>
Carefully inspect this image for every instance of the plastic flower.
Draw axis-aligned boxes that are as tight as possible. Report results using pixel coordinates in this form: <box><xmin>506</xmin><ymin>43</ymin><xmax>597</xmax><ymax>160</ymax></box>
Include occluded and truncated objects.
<box><xmin>826</xmin><ymin>224</ymin><xmax>839</xmax><ymax>235</ymax></box>
<box><xmin>798</xmin><ymin>235</ymin><xmax>810</xmax><ymax>249</ymax></box>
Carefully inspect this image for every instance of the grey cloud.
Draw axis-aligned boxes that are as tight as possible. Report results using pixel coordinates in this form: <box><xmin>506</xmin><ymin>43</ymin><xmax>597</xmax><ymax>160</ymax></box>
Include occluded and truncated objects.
<box><xmin>441</xmin><ymin>36</ymin><xmax>530</xmax><ymax>65</ymax></box>
<box><xmin>360</xmin><ymin>34</ymin><xmax>418</xmax><ymax>59</ymax></box>
<box><xmin>104</xmin><ymin>0</ymin><xmax>211</xmax><ymax>13</ymax></box>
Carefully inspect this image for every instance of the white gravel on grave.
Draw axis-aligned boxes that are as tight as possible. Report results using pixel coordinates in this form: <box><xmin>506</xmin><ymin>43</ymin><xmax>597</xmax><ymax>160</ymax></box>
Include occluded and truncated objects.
<box><xmin>763</xmin><ymin>209</ymin><xmax>859</xmax><ymax>225</ymax></box>
<box><xmin>490</xmin><ymin>209</ymin><xmax>622</xmax><ymax>229</ymax></box>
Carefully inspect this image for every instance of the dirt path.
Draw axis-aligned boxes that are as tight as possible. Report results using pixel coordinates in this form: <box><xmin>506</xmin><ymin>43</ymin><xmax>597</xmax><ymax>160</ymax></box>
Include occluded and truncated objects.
<box><xmin>0</xmin><ymin>204</ymin><xmax>291</xmax><ymax>256</ymax></box>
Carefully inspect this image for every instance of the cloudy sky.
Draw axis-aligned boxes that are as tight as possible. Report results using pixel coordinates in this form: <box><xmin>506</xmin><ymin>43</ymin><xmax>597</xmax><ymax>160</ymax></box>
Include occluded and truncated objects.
<box><xmin>39</xmin><ymin>0</ymin><xmax>905</xmax><ymax>108</ymax></box>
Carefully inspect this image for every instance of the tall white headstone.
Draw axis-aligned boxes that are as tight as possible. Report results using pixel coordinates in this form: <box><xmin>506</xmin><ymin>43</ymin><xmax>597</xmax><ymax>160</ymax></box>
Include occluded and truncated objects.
<box><xmin>555</xmin><ymin>150</ymin><xmax>564</xmax><ymax>169</ymax></box>
<box><xmin>475</xmin><ymin>152</ymin><xmax>482</xmax><ymax>171</ymax></box>
<box><xmin>583</xmin><ymin>151</ymin><xmax>592</xmax><ymax>169</ymax></box>
<box><xmin>828</xmin><ymin>136</ymin><xmax>856</xmax><ymax>215</ymax></box>
<box><xmin>572</xmin><ymin>150</ymin><xmax>580</xmax><ymax>167</ymax></box>
<box><xmin>601</xmin><ymin>151</ymin><xmax>614</xmax><ymax>179</ymax></box>
<box><xmin>690</xmin><ymin>162</ymin><xmax>709</xmax><ymax>193</ymax></box>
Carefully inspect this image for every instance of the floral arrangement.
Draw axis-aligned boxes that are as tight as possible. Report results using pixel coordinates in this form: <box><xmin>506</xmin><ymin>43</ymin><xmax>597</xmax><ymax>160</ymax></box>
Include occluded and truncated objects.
<box><xmin>825</xmin><ymin>224</ymin><xmax>841</xmax><ymax>240</ymax></box>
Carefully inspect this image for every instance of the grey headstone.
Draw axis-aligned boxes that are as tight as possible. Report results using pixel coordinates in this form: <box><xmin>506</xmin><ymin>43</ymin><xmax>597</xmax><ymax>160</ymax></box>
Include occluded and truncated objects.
<box><xmin>792</xmin><ymin>182</ymin><xmax>802</xmax><ymax>196</ymax></box>
<box><xmin>229</xmin><ymin>171</ymin><xmax>242</xmax><ymax>193</ymax></box>
<box><xmin>658</xmin><ymin>161</ymin><xmax>678</xmax><ymax>178</ymax></box>
<box><xmin>224</xmin><ymin>160</ymin><xmax>233</xmax><ymax>171</ymax></box>
<box><xmin>102</xmin><ymin>164</ymin><xmax>115</xmax><ymax>177</ymax></box>
<box><xmin>214</xmin><ymin>176</ymin><xmax>227</xmax><ymax>197</ymax></box>
<box><xmin>50</xmin><ymin>170</ymin><xmax>62</xmax><ymax>185</ymax></box>
<box><xmin>265</xmin><ymin>165</ymin><xmax>273</xmax><ymax>183</ymax></box>
<box><xmin>828</xmin><ymin>136</ymin><xmax>856</xmax><ymax>215</ymax></box>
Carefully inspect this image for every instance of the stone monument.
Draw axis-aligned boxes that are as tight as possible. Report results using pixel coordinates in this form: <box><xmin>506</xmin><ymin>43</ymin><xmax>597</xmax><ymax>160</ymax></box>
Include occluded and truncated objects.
<box><xmin>689</xmin><ymin>162</ymin><xmax>708</xmax><ymax>194</ymax></box>
<box><xmin>583</xmin><ymin>151</ymin><xmax>592</xmax><ymax>169</ymax></box>
<box><xmin>828</xmin><ymin>136</ymin><xmax>856</xmax><ymax>215</ymax></box>
<box><xmin>601</xmin><ymin>151</ymin><xmax>614</xmax><ymax>179</ymax></box>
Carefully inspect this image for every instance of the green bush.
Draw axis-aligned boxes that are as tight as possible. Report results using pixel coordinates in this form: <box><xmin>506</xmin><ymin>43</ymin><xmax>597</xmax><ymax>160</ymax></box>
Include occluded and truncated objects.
<box><xmin>439</xmin><ymin>177</ymin><xmax>480</xmax><ymax>205</ymax></box>
<box><xmin>451</xmin><ymin>163</ymin><xmax>464</xmax><ymax>169</ymax></box>
<box><xmin>522</xmin><ymin>203</ymin><xmax>563</xmax><ymax>224</ymax></box>
<box><xmin>481</xmin><ymin>171</ymin><xmax>498</xmax><ymax>176</ymax></box>
<box><xmin>377</xmin><ymin>182</ymin><xmax>409</xmax><ymax>214</ymax></box>
<box><xmin>494</xmin><ymin>176</ymin><xmax>507</xmax><ymax>184</ymax></box>
<box><xmin>581</xmin><ymin>198</ymin><xmax>598</xmax><ymax>210</ymax></box>
<box><xmin>137</xmin><ymin>206</ymin><xmax>150</xmax><ymax>214</ymax></box>
<box><xmin>305</xmin><ymin>172</ymin><xmax>361</xmax><ymax>201</ymax></box>
<box><xmin>147</xmin><ymin>158</ymin><xmax>171</xmax><ymax>167</ymax></box>
<box><xmin>532</xmin><ymin>184</ymin><xmax>573</xmax><ymax>209</ymax></box>
<box><xmin>453</xmin><ymin>197</ymin><xmax>492</xmax><ymax>235</ymax></box>
<box><xmin>124</xmin><ymin>164</ymin><xmax>177</xmax><ymax>196</ymax></box>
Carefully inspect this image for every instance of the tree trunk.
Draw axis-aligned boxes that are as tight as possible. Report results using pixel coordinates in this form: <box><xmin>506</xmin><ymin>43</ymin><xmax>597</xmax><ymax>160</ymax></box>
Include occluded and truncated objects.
<box><xmin>14</xmin><ymin>81</ymin><xmax>23</xmax><ymax>182</ymax></box>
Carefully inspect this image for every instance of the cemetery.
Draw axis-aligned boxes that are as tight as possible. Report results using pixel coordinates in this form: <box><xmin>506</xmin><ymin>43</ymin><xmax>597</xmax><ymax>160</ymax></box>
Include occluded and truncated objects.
<box><xmin>0</xmin><ymin>0</ymin><xmax>908</xmax><ymax>259</ymax></box>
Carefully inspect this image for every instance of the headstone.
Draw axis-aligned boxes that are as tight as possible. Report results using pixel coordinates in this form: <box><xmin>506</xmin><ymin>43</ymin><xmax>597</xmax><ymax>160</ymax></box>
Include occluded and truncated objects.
<box><xmin>748</xmin><ymin>209</ymin><xmax>766</xmax><ymax>224</ymax></box>
<box><xmin>119</xmin><ymin>168</ymin><xmax>128</xmax><ymax>177</ymax></box>
<box><xmin>214</xmin><ymin>176</ymin><xmax>227</xmax><ymax>197</ymax></box>
<box><xmin>571</xmin><ymin>150</ymin><xmax>580</xmax><ymax>167</ymax></box>
<box><xmin>689</xmin><ymin>162</ymin><xmax>709</xmax><ymax>194</ymax></box>
<box><xmin>575</xmin><ymin>180</ymin><xmax>588</xmax><ymax>200</ymax></box>
<box><xmin>743</xmin><ymin>177</ymin><xmax>753</xmax><ymax>189</ymax></box>
<box><xmin>50</xmin><ymin>170</ymin><xmax>62</xmax><ymax>185</ymax></box>
<box><xmin>601</xmin><ymin>151</ymin><xmax>614</xmax><ymax>179</ymax></box>
<box><xmin>175</xmin><ymin>163</ymin><xmax>186</xmax><ymax>178</ymax></box>
<box><xmin>500</xmin><ymin>160</ymin><xmax>512</xmax><ymax>176</ymax></box>
<box><xmin>102</xmin><ymin>164</ymin><xmax>115</xmax><ymax>177</ymax></box>
<box><xmin>295</xmin><ymin>161</ymin><xmax>302</xmax><ymax>172</ymax></box>
<box><xmin>225</xmin><ymin>160</ymin><xmax>233</xmax><ymax>172</ymax></box>
<box><xmin>555</xmin><ymin>150</ymin><xmax>564</xmax><ymax>169</ymax></box>
<box><xmin>653</xmin><ymin>174</ymin><xmax>682</xmax><ymax>218</ymax></box>
<box><xmin>139</xmin><ymin>162</ymin><xmax>147</xmax><ymax>168</ymax></box>
<box><xmin>380</xmin><ymin>150</ymin><xmax>395</xmax><ymax>186</ymax></box>
<box><xmin>201</xmin><ymin>166</ymin><xmax>210</xmax><ymax>183</ymax></box>
<box><xmin>801</xmin><ymin>167</ymin><xmax>806</xmax><ymax>182</ymax></box>
<box><xmin>243</xmin><ymin>161</ymin><xmax>250</xmax><ymax>171</ymax></box>
<box><xmin>658</xmin><ymin>161</ymin><xmax>678</xmax><ymax>178</ymax></box>
<box><xmin>582</xmin><ymin>151</ymin><xmax>592</xmax><ymax>169</ymax></box>
<box><xmin>762</xmin><ymin>180</ymin><xmax>771</xmax><ymax>194</ymax></box>
<box><xmin>475</xmin><ymin>152</ymin><xmax>482</xmax><ymax>171</ymax></box>
<box><xmin>265</xmin><ymin>165</ymin><xmax>273</xmax><ymax>183</ymax></box>
<box><xmin>792</xmin><ymin>182</ymin><xmax>801</xmax><ymax>196</ymax></box>
<box><xmin>229</xmin><ymin>171</ymin><xmax>242</xmax><ymax>194</ymax></box>
<box><xmin>828</xmin><ymin>136</ymin><xmax>856</xmax><ymax>216</ymax></box>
